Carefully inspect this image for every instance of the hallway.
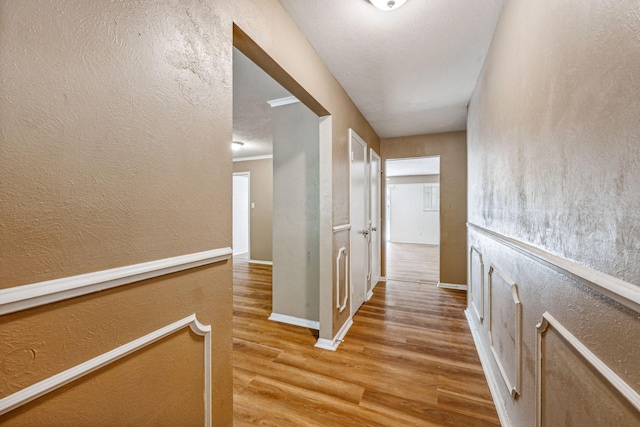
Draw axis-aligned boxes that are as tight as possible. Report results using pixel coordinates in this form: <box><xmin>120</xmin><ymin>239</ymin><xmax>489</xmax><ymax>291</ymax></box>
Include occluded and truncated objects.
<box><xmin>232</xmin><ymin>257</ymin><xmax>499</xmax><ymax>426</ymax></box>
<box><xmin>386</xmin><ymin>242</ymin><xmax>440</xmax><ymax>284</ymax></box>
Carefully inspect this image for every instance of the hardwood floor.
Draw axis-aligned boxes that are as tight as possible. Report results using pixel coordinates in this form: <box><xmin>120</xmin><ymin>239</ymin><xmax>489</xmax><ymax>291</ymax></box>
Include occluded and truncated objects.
<box><xmin>386</xmin><ymin>242</ymin><xmax>439</xmax><ymax>284</ymax></box>
<box><xmin>233</xmin><ymin>257</ymin><xmax>499</xmax><ymax>426</ymax></box>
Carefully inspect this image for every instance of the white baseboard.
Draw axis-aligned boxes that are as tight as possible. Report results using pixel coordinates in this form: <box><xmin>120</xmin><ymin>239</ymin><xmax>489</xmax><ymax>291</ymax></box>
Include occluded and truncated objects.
<box><xmin>315</xmin><ymin>317</ymin><xmax>354</xmax><ymax>351</ymax></box>
<box><xmin>314</xmin><ymin>338</ymin><xmax>336</xmax><ymax>350</ymax></box>
<box><xmin>268</xmin><ymin>313</ymin><xmax>319</xmax><ymax>330</ymax></box>
<box><xmin>388</xmin><ymin>240</ymin><xmax>439</xmax><ymax>246</ymax></box>
<box><xmin>249</xmin><ymin>259</ymin><xmax>273</xmax><ymax>266</ymax></box>
<box><xmin>379</xmin><ymin>276</ymin><xmax>387</xmax><ymax>282</ymax></box>
<box><xmin>367</xmin><ymin>278</ymin><xmax>380</xmax><ymax>300</ymax></box>
<box><xmin>438</xmin><ymin>282</ymin><xmax>468</xmax><ymax>291</ymax></box>
<box><xmin>465</xmin><ymin>309</ymin><xmax>513</xmax><ymax>427</ymax></box>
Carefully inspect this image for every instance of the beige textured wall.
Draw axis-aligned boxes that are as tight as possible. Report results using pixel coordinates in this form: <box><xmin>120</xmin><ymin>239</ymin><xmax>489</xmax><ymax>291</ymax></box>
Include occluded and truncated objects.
<box><xmin>381</xmin><ymin>131</ymin><xmax>467</xmax><ymax>285</ymax></box>
<box><xmin>467</xmin><ymin>0</ymin><xmax>640</xmax><ymax>425</ymax></box>
<box><xmin>469</xmin><ymin>0</ymin><xmax>640</xmax><ymax>283</ymax></box>
<box><xmin>1</xmin><ymin>0</ymin><xmax>383</xmax><ymax>423</ymax></box>
<box><xmin>0</xmin><ymin>0</ymin><xmax>234</xmax><ymax>425</ymax></box>
<box><xmin>0</xmin><ymin>1</ymin><xmax>232</xmax><ymax>287</ymax></box>
<box><xmin>233</xmin><ymin>159</ymin><xmax>273</xmax><ymax>262</ymax></box>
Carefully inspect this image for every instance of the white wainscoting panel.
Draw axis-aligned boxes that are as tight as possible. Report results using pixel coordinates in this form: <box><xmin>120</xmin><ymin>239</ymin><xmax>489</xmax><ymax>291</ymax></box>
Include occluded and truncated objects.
<box><xmin>335</xmin><ymin>247</ymin><xmax>349</xmax><ymax>313</ymax></box>
<box><xmin>332</xmin><ymin>224</ymin><xmax>352</xmax><ymax>233</ymax></box>
<box><xmin>465</xmin><ymin>309</ymin><xmax>514</xmax><ymax>427</ymax></box>
<box><xmin>0</xmin><ymin>314</ymin><xmax>212</xmax><ymax>426</ymax></box>
<box><xmin>488</xmin><ymin>265</ymin><xmax>522</xmax><ymax>398</ymax></box>
<box><xmin>536</xmin><ymin>312</ymin><xmax>640</xmax><ymax>427</ymax></box>
<box><xmin>0</xmin><ymin>248</ymin><xmax>232</xmax><ymax>316</ymax></box>
<box><xmin>469</xmin><ymin>246</ymin><xmax>485</xmax><ymax>323</ymax></box>
<box><xmin>468</xmin><ymin>222</ymin><xmax>640</xmax><ymax>314</ymax></box>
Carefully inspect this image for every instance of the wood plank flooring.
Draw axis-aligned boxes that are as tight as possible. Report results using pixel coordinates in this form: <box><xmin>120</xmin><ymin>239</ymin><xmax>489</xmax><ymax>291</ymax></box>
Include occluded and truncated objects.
<box><xmin>386</xmin><ymin>242</ymin><xmax>439</xmax><ymax>284</ymax></box>
<box><xmin>233</xmin><ymin>257</ymin><xmax>499</xmax><ymax>426</ymax></box>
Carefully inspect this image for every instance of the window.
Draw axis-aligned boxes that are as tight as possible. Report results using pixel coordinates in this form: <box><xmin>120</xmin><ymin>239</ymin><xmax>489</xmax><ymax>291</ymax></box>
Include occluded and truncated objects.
<box><xmin>423</xmin><ymin>183</ymin><xmax>440</xmax><ymax>211</ymax></box>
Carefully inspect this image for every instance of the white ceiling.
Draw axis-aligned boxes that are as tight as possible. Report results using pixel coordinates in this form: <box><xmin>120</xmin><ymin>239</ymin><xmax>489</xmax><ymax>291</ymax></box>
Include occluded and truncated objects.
<box><xmin>277</xmin><ymin>0</ymin><xmax>505</xmax><ymax>138</ymax></box>
<box><xmin>233</xmin><ymin>1</ymin><xmax>505</xmax><ymax>159</ymax></box>
<box><xmin>386</xmin><ymin>156</ymin><xmax>440</xmax><ymax>177</ymax></box>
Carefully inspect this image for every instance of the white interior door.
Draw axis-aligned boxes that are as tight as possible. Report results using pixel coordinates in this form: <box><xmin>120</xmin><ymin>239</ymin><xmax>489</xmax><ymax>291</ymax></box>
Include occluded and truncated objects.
<box><xmin>369</xmin><ymin>149</ymin><xmax>381</xmax><ymax>294</ymax></box>
<box><xmin>350</xmin><ymin>130</ymin><xmax>368</xmax><ymax>314</ymax></box>
<box><xmin>232</xmin><ymin>173</ymin><xmax>250</xmax><ymax>256</ymax></box>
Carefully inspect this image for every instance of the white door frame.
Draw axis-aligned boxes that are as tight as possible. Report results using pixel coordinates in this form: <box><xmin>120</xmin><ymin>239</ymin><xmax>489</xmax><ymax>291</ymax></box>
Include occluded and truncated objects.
<box><xmin>368</xmin><ymin>149</ymin><xmax>381</xmax><ymax>298</ymax></box>
<box><xmin>384</xmin><ymin>155</ymin><xmax>442</xmax><ymax>283</ymax></box>
<box><xmin>349</xmin><ymin>129</ymin><xmax>368</xmax><ymax>316</ymax></box>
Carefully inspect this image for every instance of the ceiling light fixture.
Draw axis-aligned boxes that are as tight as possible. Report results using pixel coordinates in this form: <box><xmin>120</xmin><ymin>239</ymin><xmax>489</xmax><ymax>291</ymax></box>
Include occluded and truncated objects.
<box><xmin>231</xmin><ymin>141</ymin><xmax>244</xmax><ymax>151</ymax></box>
<box><xmin>369</xmin><ymin>0</ymin><xmax>407</xmax><ymax>11</ymax></box>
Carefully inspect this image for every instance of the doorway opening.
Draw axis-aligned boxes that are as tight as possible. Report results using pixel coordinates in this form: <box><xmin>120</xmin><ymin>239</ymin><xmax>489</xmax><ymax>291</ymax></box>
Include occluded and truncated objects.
<box><xmin>349</xmin><ymin>130</ymin><xmax>382</xmax><ymax>317</ymax></box>
<box><xmin>232</xmin><ymin>172</ymin><xmax>250</xmax><ymax>260</ymax></box>
<box><xmin>385</xmin><ymin>156</ymin><xmax>440</xmax><ymax>284</ymax></box>
<box><xmin>231</xmin><ymin>27</ymin><xmax>333</xmax><ymax>344</ymax></box>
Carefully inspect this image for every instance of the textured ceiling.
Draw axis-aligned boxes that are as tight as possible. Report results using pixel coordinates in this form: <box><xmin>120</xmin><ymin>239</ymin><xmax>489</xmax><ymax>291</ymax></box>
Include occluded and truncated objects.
<box><xmin>233</xmin><ymin>48</ymin><xmax>290</xmax><ymax>159</ymax></box>
<box><xmin>233</xmin><ymin>1</ymin><xmax>505</xmax><ymax>158</ymax></box>
<box><xmin>386</xmin><ymin>156</ymin><xmax>440</xmax><ymax>177</ymax></box>
<box><xmin>277</xmin><ymin>0</ymin><xmax>505</xmax><ymax>138</ymax></box>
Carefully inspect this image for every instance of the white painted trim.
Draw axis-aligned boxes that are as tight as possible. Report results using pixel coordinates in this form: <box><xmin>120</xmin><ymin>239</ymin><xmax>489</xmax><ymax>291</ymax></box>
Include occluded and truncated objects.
<box><xmin>367</xmin><ymin>277</ymin><xmax>381</xmax><ymax>300</ymax></box>
<box><xmin>318</xmin><ymin>115</ymin><xmax>335</xmax><ymax>348</ymax></box>
<box><xmin>315</xmin><ymin>318</ymin><xmax>354</xmax><ymax>351</ymax></box>
<box><xmin>0</xmin><ymin>314</ymin><xmax>212</xmax><ymax>426</ymax></box>
<box><xmin>267</xmin><ymin>96</ymin><xmax>300</xmax><ymax>107</ymax></box>
<box><xmin>336</xmin><ymin>247</ymin><xmax>349</xmax><ymax>313</ymax></box>
<box><xmin>349</xmin><ymin>128</ymin><xmax>369</xmax><ymax>317</ymax></box>
<box><xmin>315</xmin><ymin>338</ymin><xmax>338</xmax><ymax>351</ymax></box>
<box><xmin>437</xmin><ymin>282</ymin><xmax>468</xmax><ymax>291</ymax></box>
<box><xmin>488</xmin><ymin>265</ymin><xmax>522</xmax><ymax>399</ymax></box>
<box><xmin>536</xmin><ymin>312</ymin><xmax>640</xmax><ymax>426</ymax></box>
<box><xmin>379</xmin><ymin>276</ymin><xmax>387</xmax><ymax>282</ymax></box>
<box><xmin>468</xmin><ymin>222</ymin><xmax>640</xmax><ymax>314</ymax></box>
<box><xmin>269</xmin><ymin>313</ymin><xmax>320</xmax><ymax>330</ymax></box>
<box><xmin>465</xmin><ymin>309</ymin><xmax>514</xmax><ymax>427</ymax></box>
<box><xmin>232</xmin><ymin>154</ymin><xmax>273</xmax><ymax>162</ymax></box>
<box><xmin>469</xmin><ymin>246</ymin><xmax>485</xmax><ymax>323</ymax></box>
<box><xmin>369</xmin><ymin>148</ymin><xmax>382</xmax><ymax>289</ymax></box>
<box><xmin>389</xmin><ymin>240</ymin><xmax>441</xmax><ymax>245</ymax></box>
<box><xmin>333</xmin><ymin>224</ymin><xmax>352</xmax><ymax>233</ymax></box>
<box><xmin>0</xmin><ymin>248</ymin><xmax>232</xmax><ymax>317</ymax></box>
<box><xmin>248</xmin><ymin>259</ymin><xmax>273</xmax><ymax>266</ymax></box>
